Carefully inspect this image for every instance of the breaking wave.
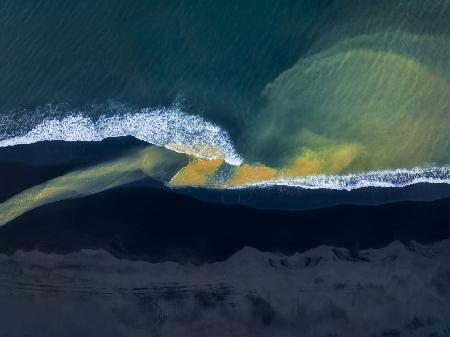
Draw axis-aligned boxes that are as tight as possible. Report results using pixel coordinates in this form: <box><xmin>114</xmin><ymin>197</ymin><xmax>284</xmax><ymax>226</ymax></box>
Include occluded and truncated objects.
<box><xmin>0</xmin><ymin>105</ymin><xmax>243</xmax><ymax>165</ymax></box>
<box><xmin>230</xmin><ymin>166</ymin><xmax>450</xmax><ymax>191</ymax></box>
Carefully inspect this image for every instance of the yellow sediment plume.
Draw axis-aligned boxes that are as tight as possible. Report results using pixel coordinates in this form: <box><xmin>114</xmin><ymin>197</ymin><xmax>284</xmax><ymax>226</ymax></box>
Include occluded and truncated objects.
<box><xmin>281</xmin><ymin>144</ymin><xmax>361</xmax><ymax>177</ymax></box>
<box><xmin>225</xmin><ymin>164</ymin><xmax>277</xmax><ymax>186</ymax></box>
<box><xmin>170</xmin><ymin>158</ymin><xmax>223</xmax><ymax>186</ymax></box>
<box><xmin>322</xmin><ymin>144</ymin><xmax>361</xmax><ymax>174</ymax></box>
<box><xmin>220</xmin><ymin>144</ymin><xmax>361</xmax><ymax>187</ymax></box>
<box><xmin>0</xmin><ymin>139</ymin><xmax>361</xmax><ymax>226</ymax></box>
<box><xmin>0</xmin><ymin>146</ymin><xmax>187</xmax><ymax>226</ymax></box>
<box><xmin>281</xmin><ymin>149</ymin><xmax>322</xmax><ymax>177</ymax></box>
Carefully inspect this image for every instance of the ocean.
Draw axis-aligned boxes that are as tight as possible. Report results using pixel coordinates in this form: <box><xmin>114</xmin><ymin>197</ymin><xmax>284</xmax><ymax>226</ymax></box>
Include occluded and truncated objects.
<box><xmin>1</xmin><ymin>0</ymin><xmax>450</xmax><ymax>188</ymax></box>
<box><xmin>1</xmin><ymin>3</ymin><xmax>450</xmax><ymax>336</ymax></box>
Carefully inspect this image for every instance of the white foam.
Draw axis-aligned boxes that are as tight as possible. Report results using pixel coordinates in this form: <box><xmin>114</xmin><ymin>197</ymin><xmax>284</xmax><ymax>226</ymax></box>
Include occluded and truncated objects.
<box><xmin>229</xmin><ymin>166</ymin><xmax>450</xmax><ymax>191</ymax></box>
<box><xmin>0</xmin><ymin>106</ymin><xmax>243</xmax><ymax>165</ymax></box>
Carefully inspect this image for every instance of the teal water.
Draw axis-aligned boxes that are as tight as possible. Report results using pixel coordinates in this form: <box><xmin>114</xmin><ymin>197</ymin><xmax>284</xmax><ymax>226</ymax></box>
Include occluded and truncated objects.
<box><xmin>1</xmin><ymin>0</ymin><xmax>450</xmax><ymax>177</ymax></box>
<box><xmin>0</xmin><ymin>0</ymin><xmax>321</xmax><ymax>130</ymax></box>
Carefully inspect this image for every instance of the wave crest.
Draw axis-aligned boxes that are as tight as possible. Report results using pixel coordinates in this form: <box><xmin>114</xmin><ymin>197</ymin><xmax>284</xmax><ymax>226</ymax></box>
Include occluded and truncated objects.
<box><xmin>230</xmin><ymin>166</ymin><xmax>450</xmax><ymax>191</ymax></box>
<box><xmin>0</xmin><ymin>106</ymin><xmax>243</xmax><ymax>165</ymax></box>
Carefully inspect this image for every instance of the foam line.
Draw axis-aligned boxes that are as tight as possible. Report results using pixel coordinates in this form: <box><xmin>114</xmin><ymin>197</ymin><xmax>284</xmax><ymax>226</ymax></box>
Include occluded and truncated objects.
<box><xmin>228</xmin><ymin>166</ymin><xmax>450</xmax><ymax>191</ymax></box>
<box><xmin>0</xmin><ymin>107</ymin><xmax>243</xmax><ymax>165</ymax></box>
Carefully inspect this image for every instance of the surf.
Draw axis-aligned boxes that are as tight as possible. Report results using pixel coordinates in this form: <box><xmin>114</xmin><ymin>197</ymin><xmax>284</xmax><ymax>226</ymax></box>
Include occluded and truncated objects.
<box><xmin>225</xmin><ymin>166</ymin><xmax>450</xmax><ymax>191</ymax></box>
<box><xmin>0</xmin><ymin>104</ymin><xmax>243</xmax><ymax>166</ymax></box>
